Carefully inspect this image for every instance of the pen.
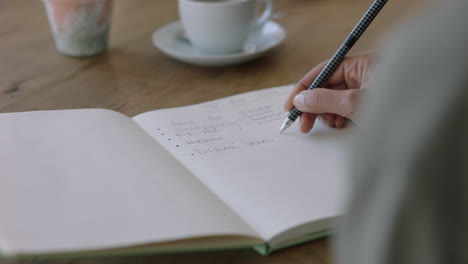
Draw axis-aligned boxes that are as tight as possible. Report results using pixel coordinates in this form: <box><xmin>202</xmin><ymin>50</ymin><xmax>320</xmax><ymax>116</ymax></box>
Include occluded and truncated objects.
<box><xmin>280</xmin><ymin>0</ymin><xmax>388</xmax><ymax>133</ymax></box>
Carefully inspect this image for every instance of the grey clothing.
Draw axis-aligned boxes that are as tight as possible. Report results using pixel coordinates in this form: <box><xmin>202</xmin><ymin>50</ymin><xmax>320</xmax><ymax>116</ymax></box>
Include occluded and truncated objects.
<box><xmin>336</xmin><ymin>1</ymin><xmax>468</xmax><ymax>264</ymax></box>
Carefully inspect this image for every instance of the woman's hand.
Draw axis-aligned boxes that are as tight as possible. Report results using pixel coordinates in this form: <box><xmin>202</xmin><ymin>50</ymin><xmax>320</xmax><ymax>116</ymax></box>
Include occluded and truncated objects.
<box><xmin>284</xmin><ymin>52</ymin><xmax>374</xmax><ymax>133</ymax></box>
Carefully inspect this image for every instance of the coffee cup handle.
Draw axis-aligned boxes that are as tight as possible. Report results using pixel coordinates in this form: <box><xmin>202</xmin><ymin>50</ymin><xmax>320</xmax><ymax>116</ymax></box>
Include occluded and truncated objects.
<box><xmin>251</xmin><ymin>0</ymin><xmax>273</xmax><ymax>32</ymax></box>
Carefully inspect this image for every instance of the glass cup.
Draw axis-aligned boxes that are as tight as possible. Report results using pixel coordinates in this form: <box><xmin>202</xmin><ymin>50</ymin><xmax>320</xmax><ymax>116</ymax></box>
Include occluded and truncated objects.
<box><xmin>42</xmin><ymin>0</ymin><xmax>113</xmax><ymax>57</ymax></box>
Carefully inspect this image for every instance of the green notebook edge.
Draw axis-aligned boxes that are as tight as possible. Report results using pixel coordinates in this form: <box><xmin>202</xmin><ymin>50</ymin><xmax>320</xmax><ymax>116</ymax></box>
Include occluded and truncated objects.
<box><xmin>253</xmin><ymin>229</ymin><xmax>332</xmax><ymax>255</ymax></box>
<box><xmin>1</xmin><ymin>230</ymin><xmax>332</xmax><ymax>261</ymax></box>
<box><xmin>0</xmin><ymin>243</ymin><xmax>254</xmax><ymax>261</ymax></box>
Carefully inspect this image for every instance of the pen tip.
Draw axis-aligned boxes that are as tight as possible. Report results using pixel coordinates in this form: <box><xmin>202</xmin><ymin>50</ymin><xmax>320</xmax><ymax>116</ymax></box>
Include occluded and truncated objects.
<box><xmin>279</xmin><ymin>126</ymin><xmax>285</xmax><ymax>134</ymax></box>
<box><xmin>280</xmin><ymin>118</ymin><xmax>293</xmax><ymax>134</ymax></box>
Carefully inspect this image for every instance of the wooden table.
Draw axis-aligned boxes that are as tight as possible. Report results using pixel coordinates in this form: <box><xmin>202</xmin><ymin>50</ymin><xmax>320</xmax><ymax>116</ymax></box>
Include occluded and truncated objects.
<box><xmin>0</xmin><ymin>0</ymin><xmax>424</xmax><ymax>263</ymax></box>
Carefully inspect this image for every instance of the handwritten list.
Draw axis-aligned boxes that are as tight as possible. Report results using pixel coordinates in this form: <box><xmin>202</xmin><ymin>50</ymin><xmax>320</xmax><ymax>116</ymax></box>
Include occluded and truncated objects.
<box><xmin>135</xmin><ymin>86</ymin><xmax>287</xmax><ymax>158</ymax></box>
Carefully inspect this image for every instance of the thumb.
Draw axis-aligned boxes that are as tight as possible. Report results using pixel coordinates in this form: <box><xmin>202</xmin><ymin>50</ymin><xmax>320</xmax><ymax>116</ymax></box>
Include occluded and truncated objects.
<box><xmin>292</xmin><ymin>88</ymin><xmax>360</xmax><ymax>120</ymax></box>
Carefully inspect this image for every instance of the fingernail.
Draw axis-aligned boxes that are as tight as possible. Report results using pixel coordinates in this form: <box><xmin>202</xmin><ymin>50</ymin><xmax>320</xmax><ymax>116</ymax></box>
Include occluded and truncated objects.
<box><xmin>293</xmin><ymin>93</ymin><xmax>305</xmax><ymax>109</ymax></box>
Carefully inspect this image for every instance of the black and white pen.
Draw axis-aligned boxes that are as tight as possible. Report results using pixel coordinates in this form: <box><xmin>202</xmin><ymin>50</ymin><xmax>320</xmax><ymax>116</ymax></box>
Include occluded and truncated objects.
<box><xmin>280</xmin><ymin>0</ymin><xmax>388</xmax><ymax>134</ymax></box>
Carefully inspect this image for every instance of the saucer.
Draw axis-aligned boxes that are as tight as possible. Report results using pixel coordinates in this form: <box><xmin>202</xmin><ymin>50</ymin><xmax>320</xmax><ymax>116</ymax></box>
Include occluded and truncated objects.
<box><xmin>152</xmin><ymin>20</ymin><xmax>285</xmax><ymax>67</ymax></box>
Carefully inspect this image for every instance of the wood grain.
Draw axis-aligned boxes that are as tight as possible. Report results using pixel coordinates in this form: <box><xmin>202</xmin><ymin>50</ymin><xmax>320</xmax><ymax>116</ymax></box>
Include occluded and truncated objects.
<box><xmin>0</xmin><ymin>0</ymin><xmax>427</xmax><ymax>263</ymax></box>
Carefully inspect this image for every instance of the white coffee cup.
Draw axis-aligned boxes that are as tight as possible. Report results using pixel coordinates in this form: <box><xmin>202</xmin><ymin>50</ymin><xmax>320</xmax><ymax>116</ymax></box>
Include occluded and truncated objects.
<box><xmin>178</xmin><ymin>0</ymin><xmax>273</xmax><ymax>55</ymax></box>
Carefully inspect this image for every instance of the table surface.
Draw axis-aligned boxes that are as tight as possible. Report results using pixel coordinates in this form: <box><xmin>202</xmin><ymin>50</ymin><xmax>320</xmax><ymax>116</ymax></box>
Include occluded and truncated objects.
<box><xmin>0</xmin><ymin>0</ymin><xmax>425</xmax><ymax>263</ymax></box>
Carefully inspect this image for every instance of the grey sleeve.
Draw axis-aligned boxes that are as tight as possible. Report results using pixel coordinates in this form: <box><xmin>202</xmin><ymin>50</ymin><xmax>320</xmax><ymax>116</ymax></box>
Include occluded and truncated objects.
<box><xmin>335</xmin><ymin>2</ymin><xmax>468</xmax><ymax>264</ymax></box>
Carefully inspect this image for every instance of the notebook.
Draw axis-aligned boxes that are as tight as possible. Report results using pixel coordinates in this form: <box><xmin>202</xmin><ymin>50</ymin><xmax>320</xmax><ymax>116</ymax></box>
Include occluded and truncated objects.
<box><xmin>0</xmin><ymin>85</ymin><xmax>352</xmax><ymax>260</ymax></box>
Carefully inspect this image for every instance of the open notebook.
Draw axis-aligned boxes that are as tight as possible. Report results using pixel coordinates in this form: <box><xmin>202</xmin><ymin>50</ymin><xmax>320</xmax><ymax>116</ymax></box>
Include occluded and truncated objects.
<box><xmin>0</xmin><ymin>85</ymin><xmax>352</xmax><ymax>259</ymax></box>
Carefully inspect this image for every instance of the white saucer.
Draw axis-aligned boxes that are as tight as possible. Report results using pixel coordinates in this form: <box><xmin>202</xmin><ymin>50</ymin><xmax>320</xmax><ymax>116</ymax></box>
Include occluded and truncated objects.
<box><xmin>152</xmin><ymin>20</ymin><xmax>285</xmax><ymax>67</ymax></box>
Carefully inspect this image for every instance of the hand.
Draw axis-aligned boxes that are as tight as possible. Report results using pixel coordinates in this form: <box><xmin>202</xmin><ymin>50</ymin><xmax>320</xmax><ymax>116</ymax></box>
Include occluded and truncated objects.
<box><xmin>284</xmin><ymin>52</ymin><xmax>373</xmax><ymax>133</ymax></box>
